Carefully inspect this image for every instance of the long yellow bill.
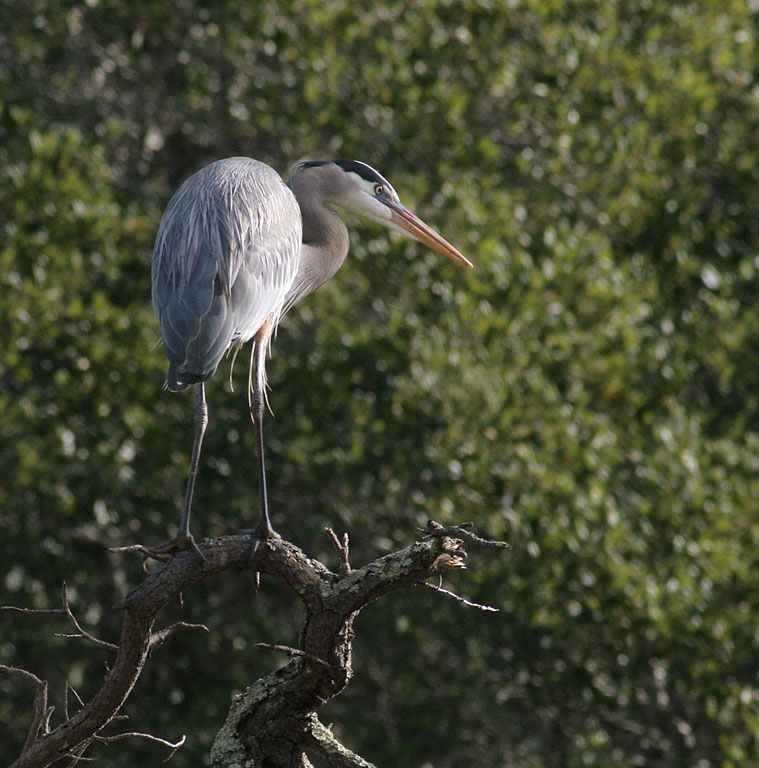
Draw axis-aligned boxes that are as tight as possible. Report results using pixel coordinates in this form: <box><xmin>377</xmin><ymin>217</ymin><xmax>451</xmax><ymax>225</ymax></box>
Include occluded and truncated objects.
<box><xmin>388</xmin><ymin>202</ymin><xmax>473</xmax><ymax>268</ymax></box>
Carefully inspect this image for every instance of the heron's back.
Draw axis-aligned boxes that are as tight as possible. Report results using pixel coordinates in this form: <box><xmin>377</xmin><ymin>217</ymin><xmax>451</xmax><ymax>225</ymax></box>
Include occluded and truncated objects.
<box><xmin>152</xmin><ymin>157</ymin><xmax>302</xmax><ymax>391</ymax></box>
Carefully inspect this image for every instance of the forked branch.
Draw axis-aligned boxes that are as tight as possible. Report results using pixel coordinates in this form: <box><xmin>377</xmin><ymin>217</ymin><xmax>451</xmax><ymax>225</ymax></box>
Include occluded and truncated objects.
<box><xmin>6</xmin><ymin>525</ymin><xmax>507</xmax><ymax>768</ymax></box>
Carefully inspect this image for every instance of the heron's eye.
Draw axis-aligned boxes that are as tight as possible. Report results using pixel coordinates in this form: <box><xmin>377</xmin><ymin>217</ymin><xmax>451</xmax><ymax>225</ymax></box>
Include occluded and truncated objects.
<box><xmin>373</xmin><ymin>184</ymin><xmax>384</xmax><ymax>196</ymax></box>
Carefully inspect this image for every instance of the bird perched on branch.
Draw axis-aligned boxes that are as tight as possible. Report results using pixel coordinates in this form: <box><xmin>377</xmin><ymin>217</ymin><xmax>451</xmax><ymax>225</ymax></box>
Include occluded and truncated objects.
<box><xmin>150</xmin><ymin>157</ymin><xmax>471</xmax><ymax>557</ymax></box>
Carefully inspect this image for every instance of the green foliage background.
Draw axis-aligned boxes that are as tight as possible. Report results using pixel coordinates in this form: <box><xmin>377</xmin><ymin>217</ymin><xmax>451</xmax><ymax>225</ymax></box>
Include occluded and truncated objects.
<box><xmin>2</xmin><ymin>1</ymin><xmax>758</xmax><ymax>765</ymax></box>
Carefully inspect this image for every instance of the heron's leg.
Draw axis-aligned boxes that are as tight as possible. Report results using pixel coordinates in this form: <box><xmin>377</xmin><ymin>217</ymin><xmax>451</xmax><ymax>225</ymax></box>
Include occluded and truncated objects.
<box><xmin>177</xmin><ymin>381</ymin><xmax>209</xmax><ymax>544</ymax></box>
<box><xmin>238</xmin><ymin>317</ymin><xmax>279</xmax><ymax>566</ymax></box>
<box><xmin>248</xmin><ymin>324</ymin><xmax>278</xmax><ymax>542</ymax></box>
<box><xmin>145</xmin><ymin>382</ymin><xmax>207</xmax><ymax>560</ymax></box>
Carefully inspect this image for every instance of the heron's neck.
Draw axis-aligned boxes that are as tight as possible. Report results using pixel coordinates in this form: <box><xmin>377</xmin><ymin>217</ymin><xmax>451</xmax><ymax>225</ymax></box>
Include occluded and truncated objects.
<box><xmin>287</xmin><ymin>195</ymin><xmax>350</xmax><ymax>307</ymax></box>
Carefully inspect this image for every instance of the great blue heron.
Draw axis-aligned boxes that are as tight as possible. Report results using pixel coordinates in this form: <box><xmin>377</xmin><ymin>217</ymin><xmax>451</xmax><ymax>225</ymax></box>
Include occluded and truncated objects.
<box><xmin>150</xmin><ymin>157</ymin><xmax>471</xmax><ymax>557</ymax></box>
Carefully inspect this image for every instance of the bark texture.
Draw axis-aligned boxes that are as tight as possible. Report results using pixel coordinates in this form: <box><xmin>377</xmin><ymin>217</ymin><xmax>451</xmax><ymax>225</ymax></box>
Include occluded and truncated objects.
<box><xmin>5</xmin><ymin>524</ymin><xmax>501</xmax><ymax>767</ymax></box>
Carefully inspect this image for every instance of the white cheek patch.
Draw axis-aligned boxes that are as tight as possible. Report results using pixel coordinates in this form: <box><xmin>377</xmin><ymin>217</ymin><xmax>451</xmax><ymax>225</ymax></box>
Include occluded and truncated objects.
<box><xmin>344</xmin><ymin>172</ymin><xmax>394</xmax><ymax>222</ymax></box>
<box><xmin>346</xmin><ymin>173</ymin><xmax>382</xmax><ymax>199</ymax></box>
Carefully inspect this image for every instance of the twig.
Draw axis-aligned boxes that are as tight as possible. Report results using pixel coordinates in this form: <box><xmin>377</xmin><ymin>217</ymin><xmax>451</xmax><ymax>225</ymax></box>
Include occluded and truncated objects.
<box><xmin>0</xmin><ymin>665</ymin><xmax>52</xmax><ymax>753</ymax></box>
<box><xmin>63</xmin><ymin>742</ymin><xmax>94</xmax><ymax>765</ymax></box>
<box><xmin>0</xmin><ymin>666</ymin><xmax>46</xmax><ymax>687</ymax></box>
<box><xmin>1</xmin><ymin>606</ymin><xmax>66</xmax><ymax>615</ymax></box>
<box><xmin>57</xmin><ymin>583</ymin><xmax>119</xmax><ymax>653</ymax></box>
<box><xmin>422</xmin><ymin>519</ymin><xmax>511</xmax><ymax>549</ymax></box>
<box><xmin>148</xmin><ymin>622</ymin><xmax>209</xmax><ymax>652</ymax></box>
<box><xmin>108</xmin><ymin>543</ymin><xmax>172</xmax><ymax>567</ymax></box>
<box><xmin>62</xmin><ymin>682</ymin><xmax>84</xmax><ymax>721</ymax></box>
<box><xmin>324</xmin><ymin>527</ymin><xmax>351</xmax><ymax>573</ymax></box>
<box><xmin>94</xmin><ymin>731</ymin><xmax>186</xmax><ymax>760</ymax></box>
<box><xmin>253</xmin><ymin>643</ymin><xmax>335</xmax><ymax>671</ymax></box>
<box><xmin>108</xmin><ymin>543</ymin><xmax>163</xmax><ymax>557</ymax></box>
<box><xmin>419</xmin><ymin>581</ymin><xmax>500</xmax><ymax>612</ymax></box>
<box><xmin>69</xmin><ymin>684</ymin><xmax>85</xmax><ymax>707</ymax></box>
<box><xmin>4</xmin><ymin>585</ymin><xmax>118</xmax><ymax>653</ymax></box>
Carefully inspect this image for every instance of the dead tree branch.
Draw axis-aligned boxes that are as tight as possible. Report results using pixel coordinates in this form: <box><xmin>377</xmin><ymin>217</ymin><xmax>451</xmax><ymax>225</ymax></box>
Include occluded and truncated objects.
<box><xmin>418</xmin><ymin>580</ymin><xmax>500</xmax><ymax>611</ymax></box>
<box><xmin>6</xmin><ymin>525</ymin><xmax>507</xmax><ymax>768</ymax></box>
<box><xmin>56</xmin><ymin>583</ymin><xmax>120</xmax><ymax>653</ymax></box>
<box><xmin>305</xmin><ymin>715</ymin><xmax>377</xmax><ymax>768</ymax></box>
<box><xmin>0</xmin><ymin>666</ymin><xmax>52</xmax><ymax>755</ymax></box>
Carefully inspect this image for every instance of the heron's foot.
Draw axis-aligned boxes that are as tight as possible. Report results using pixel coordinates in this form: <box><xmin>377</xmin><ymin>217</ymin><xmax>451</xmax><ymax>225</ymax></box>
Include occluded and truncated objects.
<box><xmin>239</xmin><ymin>520</ymin><xmax>281</xmax><ymax>559</ymax></box>
<box><xmin>139</xmin><ymin>531</ymin><xmax>205</xmax><ymax>570</ymax></box>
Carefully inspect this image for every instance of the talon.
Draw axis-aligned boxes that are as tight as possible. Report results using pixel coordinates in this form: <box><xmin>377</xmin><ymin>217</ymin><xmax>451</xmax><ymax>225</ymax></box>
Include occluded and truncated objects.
<box><xmin>239</xmin><ymin>523</ymin><xmax>281</xmax><ymax>562</ymax></box>
<box><xmin>242</xmin><ymin>524</ymin><xmax>281</xmax><ymax>543</ymax></box>
<box><xmin>237</xmin><ymin>524</ymin><xmax>280</xmax><ymax>591</ymax></box>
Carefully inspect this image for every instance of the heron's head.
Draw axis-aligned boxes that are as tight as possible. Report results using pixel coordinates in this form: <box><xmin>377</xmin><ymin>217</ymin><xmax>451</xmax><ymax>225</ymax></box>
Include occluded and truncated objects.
<box><xmin>288</xmin><ymin>160</ymin><xmax>472</xmax><ymax>268</ymax></box>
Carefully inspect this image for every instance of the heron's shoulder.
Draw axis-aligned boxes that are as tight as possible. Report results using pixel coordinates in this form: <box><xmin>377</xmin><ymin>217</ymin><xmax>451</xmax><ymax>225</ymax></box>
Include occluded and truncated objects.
<box><xmin>194</xmin><ymin>157</ymin><xmax>282</xmax><ymax>189</ymax></box>
<box><xmin>155</xmin><ymin>157</ymin><xmax>301</xmax><ymax>269</ymax></box>
<box><xmin>166</xmin><ymin>158</ymin><xmax>297</xmax><ymax>220</ymax></box>
<box><xmin>210</xmin><ymin>156</ymin><xmax>280</xmax><ymax>175</ymax></box>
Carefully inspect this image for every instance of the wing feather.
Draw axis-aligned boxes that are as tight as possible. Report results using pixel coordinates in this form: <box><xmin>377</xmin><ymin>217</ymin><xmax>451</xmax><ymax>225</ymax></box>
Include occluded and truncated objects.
<box><xmin>152</xmin><ymin>157</ymin><xmax>301</xmax><ymax>391</ymax></box>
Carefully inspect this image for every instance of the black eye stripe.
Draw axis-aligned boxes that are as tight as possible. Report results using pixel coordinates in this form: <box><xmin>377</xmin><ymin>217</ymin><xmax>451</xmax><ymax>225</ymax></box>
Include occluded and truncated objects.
<box><xmin>334</xmin><ymin>160</ymin><xmax>384</xmax><ymax>183</ymax></box>
<box><xmin>293</xmin><ymin>160</ymin><xmax>395</xmax><ymax>197</ymax></box>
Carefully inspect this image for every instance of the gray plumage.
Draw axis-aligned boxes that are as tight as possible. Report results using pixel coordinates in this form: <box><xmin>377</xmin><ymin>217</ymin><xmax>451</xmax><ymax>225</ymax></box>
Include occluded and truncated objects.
<box><xmin>152</xmin><ymin>158</ymin><xmax>301</xmax><ymax>390</ymax></box>
<box><xmin>148</xmin><ymin>156</ymin><xmax>471</xmax><ymax>556</ymax></box>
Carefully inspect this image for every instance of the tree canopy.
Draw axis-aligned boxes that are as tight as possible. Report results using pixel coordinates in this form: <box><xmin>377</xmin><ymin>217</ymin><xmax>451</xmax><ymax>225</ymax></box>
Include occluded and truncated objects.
<box><xmin>2</xmin><ymin>1</ymin><xmax>758</xmax><ymax>766</ymax></box>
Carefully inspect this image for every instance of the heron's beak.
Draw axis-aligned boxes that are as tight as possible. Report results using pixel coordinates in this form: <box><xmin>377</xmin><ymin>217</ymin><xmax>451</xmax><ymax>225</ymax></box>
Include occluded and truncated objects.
<box><xmin>387</xmin><ymin>202</ymin><xmax>473</xmax><ymax>268</ymax></box>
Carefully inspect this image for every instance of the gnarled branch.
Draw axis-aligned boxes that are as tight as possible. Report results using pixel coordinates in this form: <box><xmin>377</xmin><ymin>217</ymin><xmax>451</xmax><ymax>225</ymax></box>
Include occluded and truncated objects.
<box><xmin>7</xmin><ymin>526</ymin><xmax>507</xmax><ymax>767</ymax></box>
